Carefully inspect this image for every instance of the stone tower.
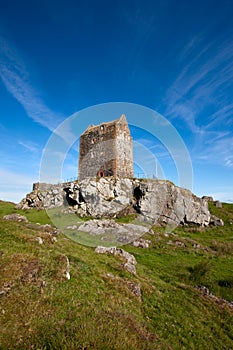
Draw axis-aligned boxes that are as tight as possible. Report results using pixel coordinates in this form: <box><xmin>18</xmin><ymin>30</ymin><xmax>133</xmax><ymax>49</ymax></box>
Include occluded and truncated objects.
<box><xmin>78</xmin><ymin>115</ymin><xmax>134</xmax><ymax>180</ymax></box>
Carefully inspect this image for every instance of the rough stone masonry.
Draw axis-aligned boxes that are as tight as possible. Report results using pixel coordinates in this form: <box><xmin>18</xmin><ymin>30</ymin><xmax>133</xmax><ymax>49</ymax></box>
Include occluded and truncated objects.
<box><xmin>78</xmin><ymin>114</ymin><xmax>134</xmax><ymax>180</ymax></box>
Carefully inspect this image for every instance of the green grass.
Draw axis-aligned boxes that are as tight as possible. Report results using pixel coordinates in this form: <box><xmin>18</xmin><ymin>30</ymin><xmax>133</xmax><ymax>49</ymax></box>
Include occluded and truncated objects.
<box><xmin>0</xmin><ymin>200</ymin><xmax>52</xmax><ymax>225</ymax></box>
<box><xmin>0</xmin><ymin>200</ymin><xmax>233</xmax><ymax>349</ymax></box>
<box><xmin>115</xmin><ymin>213</ymin><xmax>138</xmax><ymax>223</ymax></box>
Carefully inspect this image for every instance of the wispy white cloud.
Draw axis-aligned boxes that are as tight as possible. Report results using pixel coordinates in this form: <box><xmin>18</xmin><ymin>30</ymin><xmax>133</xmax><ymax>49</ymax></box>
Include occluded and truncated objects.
<box><xmin>225</xmin><ymin>156</ymin><xmax>233</xmax><ymax>168</ymax></box>
<box><xmin>204</xmin><ymin>104</ymin><xmax>233</xmax><ymax>129</ymax></box>
<box><xmin>0</xmin><ymin>36</ymin><xmax>78</xmax><ymax>146</ymax></box>
<box><xmin>18</xmin><ymin>140</ymin><xmax>39</xmax><ymax>153</ymax></box>
<box><xmin>134</xmin><ymin>137</ymin><xmax>171</xmax><ymax>160</ymax></box>
<box><xmin>177</xmin><ymin>33</ymin><xmax>208</xmax><ymax>62</ymax></box>
<box><xmin>164</xmin><ymin>33</ymin><xmax>233</xmax><ymax>167</ymax></box>
<box><xmin>165</xmin><ymin>36</ymin><xmax>233</xmax><ymax>126</ymax></box>
<box><xmin>195</xmin><ymin>135</ymin><xmax>233</xmax><ymax>168</ymax></box>
<box><xmin>0</xmin><ymin>36</ymin><xmax>64</xmax><ymax>132</ymax></box>
<box><xmin>0</xmin><ymin>168</ymin><xmax>37</xmax><ymax>203</ymax></box>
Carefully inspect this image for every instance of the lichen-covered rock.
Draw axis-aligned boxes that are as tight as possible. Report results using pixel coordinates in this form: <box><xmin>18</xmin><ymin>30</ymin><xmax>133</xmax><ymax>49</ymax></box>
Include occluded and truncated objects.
<box><xmin>58</xmin><ymin>254</ymin><xmax>70</xmax><ymax>280</ymax></box>
<box><xmin>77</xmin><ymin>219</ymin><xmax>148</xmax><ymax>244</ymax></box>
<box><xmin>210</xmin><ymin>215</ymin><xmax>224</xmax><ymax>226</ymax></box>
<box><xmin>137</xmin><ymin>181</ymin><xmax>210</xmax><ymax>227</ymax></box>
<box><xmin>75</xmin><ymin>178</ymin><xmax>210</xmax><ymax>226</ymax></box>
<box><xmin>195</xmin><ymin>285</ymin><xmax>233</xmax><ymax>309</ymax></box>
<box><xmin>17</xmin><ymin>178</ymin><xmax>211</xmax><ymax>227</ymax></box>
<box><xmin>202</xmin><ymin>196</ymin><xmax>214</xmax><ymax>202</ymax></box>
<box><xmin>16</xmin><ymin>183</ymin><xmax>64</xmax><ymax>210</ymax></box>
<box><xmin>36</xmin><ymin>223</ymin><xmax>59</xmax><ymax>236</ymax></box>
<box><xmin>132</xmin><ymin>238</ymin><xmax>151</xmax><ymax>248</ymax></box>
<box><xmin>77</xmin><ymin>177</ymin><xmax>133</xmax><ymax>217</ymax></box>
<box><xmin>126</xmin><ymin>281</ymin><xmax>141</xmax><ymax>297</ymax></box>
<box><xmin>3</xmin><ymin>214</ymin><xmax>28</xmax><ymax>222</ymax></box>
<box><xmin>214</xmin><ymin>200</ymin><xmax>222</xmax><ymax>208</ymax></box>
<box><xmin>95</xmin><ymin>246</ymin><xmax>137</xmax><ymax>274</ymax></box>
<box><xmin>35</xmin><ymin>237</ymin><xmax>43</xmax><ymax>244</ymax></box>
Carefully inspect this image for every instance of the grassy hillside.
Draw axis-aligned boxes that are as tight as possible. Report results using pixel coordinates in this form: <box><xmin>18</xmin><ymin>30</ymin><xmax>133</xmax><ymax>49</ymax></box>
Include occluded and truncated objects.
<box><xmin>0</xmin><ymin>200</ymin><xmax>232</xmax><ymax>349</ymax></box>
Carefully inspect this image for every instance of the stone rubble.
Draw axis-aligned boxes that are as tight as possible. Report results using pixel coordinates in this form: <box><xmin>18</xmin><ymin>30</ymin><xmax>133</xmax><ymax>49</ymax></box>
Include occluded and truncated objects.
<box><xmin>195</xmin><ymin>285</ymin><xmax>233</xmax><ymax>309</ymax></box>
<box><xmin>131</xmin><ymin>238</ymin><xmax>151</xmax><ymax>248</ymax></box>
<box><xmin>126</xmin><ymin>281</ymin><xmax>141</xmax><ymax>297</ymax></box>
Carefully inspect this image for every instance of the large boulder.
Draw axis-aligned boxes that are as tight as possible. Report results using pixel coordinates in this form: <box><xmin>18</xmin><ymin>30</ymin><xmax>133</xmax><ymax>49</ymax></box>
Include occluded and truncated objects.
<box><xmin>76</xmin><ymin>219</ymin><xmax>148</xmax><ymax>244</ymax></box>
<box><xmin>137</xmin><ymin>180</ymin><xmax>210</xmax><ymax>226</ymax></box>
<box><xmin>76</xmin><ymin>177</ymin><xmax>133</xmax><ymax>217</ymax></box>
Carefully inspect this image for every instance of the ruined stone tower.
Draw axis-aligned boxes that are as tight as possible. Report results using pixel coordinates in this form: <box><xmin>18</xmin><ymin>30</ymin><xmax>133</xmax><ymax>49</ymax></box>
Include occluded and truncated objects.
<box><xmin>78</xmin><ymin>115</ymin><xmax>134</xmax><ymax>180</ymax></box>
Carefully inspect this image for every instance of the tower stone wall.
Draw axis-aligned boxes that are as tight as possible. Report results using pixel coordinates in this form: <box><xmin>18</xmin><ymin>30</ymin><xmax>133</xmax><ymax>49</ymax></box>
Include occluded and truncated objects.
<box><xmin>78</xmin><ymin>115</ymin><xmax>134</xmax><ymax>180</ymax></box>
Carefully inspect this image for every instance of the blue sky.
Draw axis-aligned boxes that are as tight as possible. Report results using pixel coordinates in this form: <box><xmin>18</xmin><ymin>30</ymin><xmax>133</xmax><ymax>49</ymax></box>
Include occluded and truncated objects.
<box><xmin>0</xmin><ymin>0</ymin><xmax>233</xmax><ymax>203</ymax></box>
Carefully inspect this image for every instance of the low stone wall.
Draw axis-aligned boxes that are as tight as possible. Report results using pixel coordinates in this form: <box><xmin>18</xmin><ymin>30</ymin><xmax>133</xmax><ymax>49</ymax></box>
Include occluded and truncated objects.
<box><xmin>17</xmin><ymin>183</ymin><xmax>65</xmax><ymax>209</ymax></box>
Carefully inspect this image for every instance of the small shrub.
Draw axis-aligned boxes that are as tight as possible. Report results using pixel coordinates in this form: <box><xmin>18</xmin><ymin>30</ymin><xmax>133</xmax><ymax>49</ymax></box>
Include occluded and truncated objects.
<box><xmin>210</xmin><ymin>240</ymin><xmax>233</xmax><ymax>256</ymax></box>
<box><xmin>188</xmin><ymin>261</ymin><xmax>212</xmax><ymax>283</ymax></box>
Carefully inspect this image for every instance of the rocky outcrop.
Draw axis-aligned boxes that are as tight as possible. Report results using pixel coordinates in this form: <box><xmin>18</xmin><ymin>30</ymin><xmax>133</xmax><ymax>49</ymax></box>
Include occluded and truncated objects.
<box><xmin>76</xmin><ymin>219</ymin><xmax>148</xmax><ymax>244</ymax></box>
<box><xmin>132</xmin><ymin>238</ymin><xmax>151</xmax><ymax>248</ymax></box>
<box><xmin>202</xmin><ymin>196</ymin><xmax>214</xmax><ymax>202</ymax></box>
<box><xmin>80</xmin><ymin>178</ymin><xmax>211</xmax><ymax>226</ymax></box>
<box><xmin>3</xmin><ymin>214</ymin><xmax>28</xmax><ymax>222</ymax></box>
<box><xmin>17</xmin><ymin>177</ymin><xmax>211</xmax><ymax>227</ymax></box>
<box><xmin>209</xmin><ymin>215</ymin><xmax>224</xmax><ymax>226</ymax></box>
<box><xmin>58</xmin><ymin>254</ymin><xmax>70</xmax><ymax>280</ymax></box>
<box><xmin>214</xmin><ymin>201</ymin><xmax>222</xmax><ymax>208</ymax></box>
<box><xmin>16</xmin><ymin>182</ymin><xmax>64</xmax><ymax>210</ymax></box>
<box><xmin>195</xmin><ymin>285</ymin><xmax>233</xmax><ymax>309</ymax></box>
<box><xmin>95</xmin><ymin>246</ymin><xmax>137</xmax><ymax>274</ymax></box>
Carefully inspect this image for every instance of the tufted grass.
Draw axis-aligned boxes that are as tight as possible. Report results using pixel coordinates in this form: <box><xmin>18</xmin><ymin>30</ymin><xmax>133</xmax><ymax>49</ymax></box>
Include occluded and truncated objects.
<box><xmin>0</xmin><ymin>200</ymin><xmax>233</xmax><ymax>349</ymax></box>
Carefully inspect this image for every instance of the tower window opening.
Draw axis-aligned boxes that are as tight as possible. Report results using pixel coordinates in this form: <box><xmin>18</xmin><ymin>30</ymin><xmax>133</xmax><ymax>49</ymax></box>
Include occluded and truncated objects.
<box><xmin>98</xmin><ymin>170</ymin><xmax>104</xmax><ymax>177</ymax></box>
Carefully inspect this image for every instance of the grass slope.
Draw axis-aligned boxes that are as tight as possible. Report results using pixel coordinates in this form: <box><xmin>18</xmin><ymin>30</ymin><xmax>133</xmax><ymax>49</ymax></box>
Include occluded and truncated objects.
<box><xmin>0</xmin><ymin>200</ymin><xmax>232</xmax><ymax>349</ymax></box>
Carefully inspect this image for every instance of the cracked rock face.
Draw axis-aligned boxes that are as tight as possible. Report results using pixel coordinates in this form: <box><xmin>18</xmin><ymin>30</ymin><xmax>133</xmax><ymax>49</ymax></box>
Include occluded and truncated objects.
<box><xmin>17</xmin><ymin>178</ymin><xmax>211</xmax><ymax>227</ymax></box>
<box><xmin>72</xmin><ymin>178</ymin><xmax>210</xmax><ymax>227</ymax></box>
<box><xmin>137</xmin><ymin>181</ymin><xmax>210</xmax><ymax>226</ymax></box>
<box><xmin>77</xmin><ymin>177</ymin><xmax>133</xmax><ymax>217</ymax></box>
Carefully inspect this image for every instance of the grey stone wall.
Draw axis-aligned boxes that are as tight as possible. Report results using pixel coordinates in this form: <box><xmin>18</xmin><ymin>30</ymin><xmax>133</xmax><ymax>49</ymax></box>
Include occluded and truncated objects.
<box><xmin>115</xmin><ymin>117</ymin><xmax>134</xmax><ymax>178</ymax></box>
<box><xmin>78</xmin><ymin>115</ymin><xmax>134</xmax><ymax>180</ymax></box>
